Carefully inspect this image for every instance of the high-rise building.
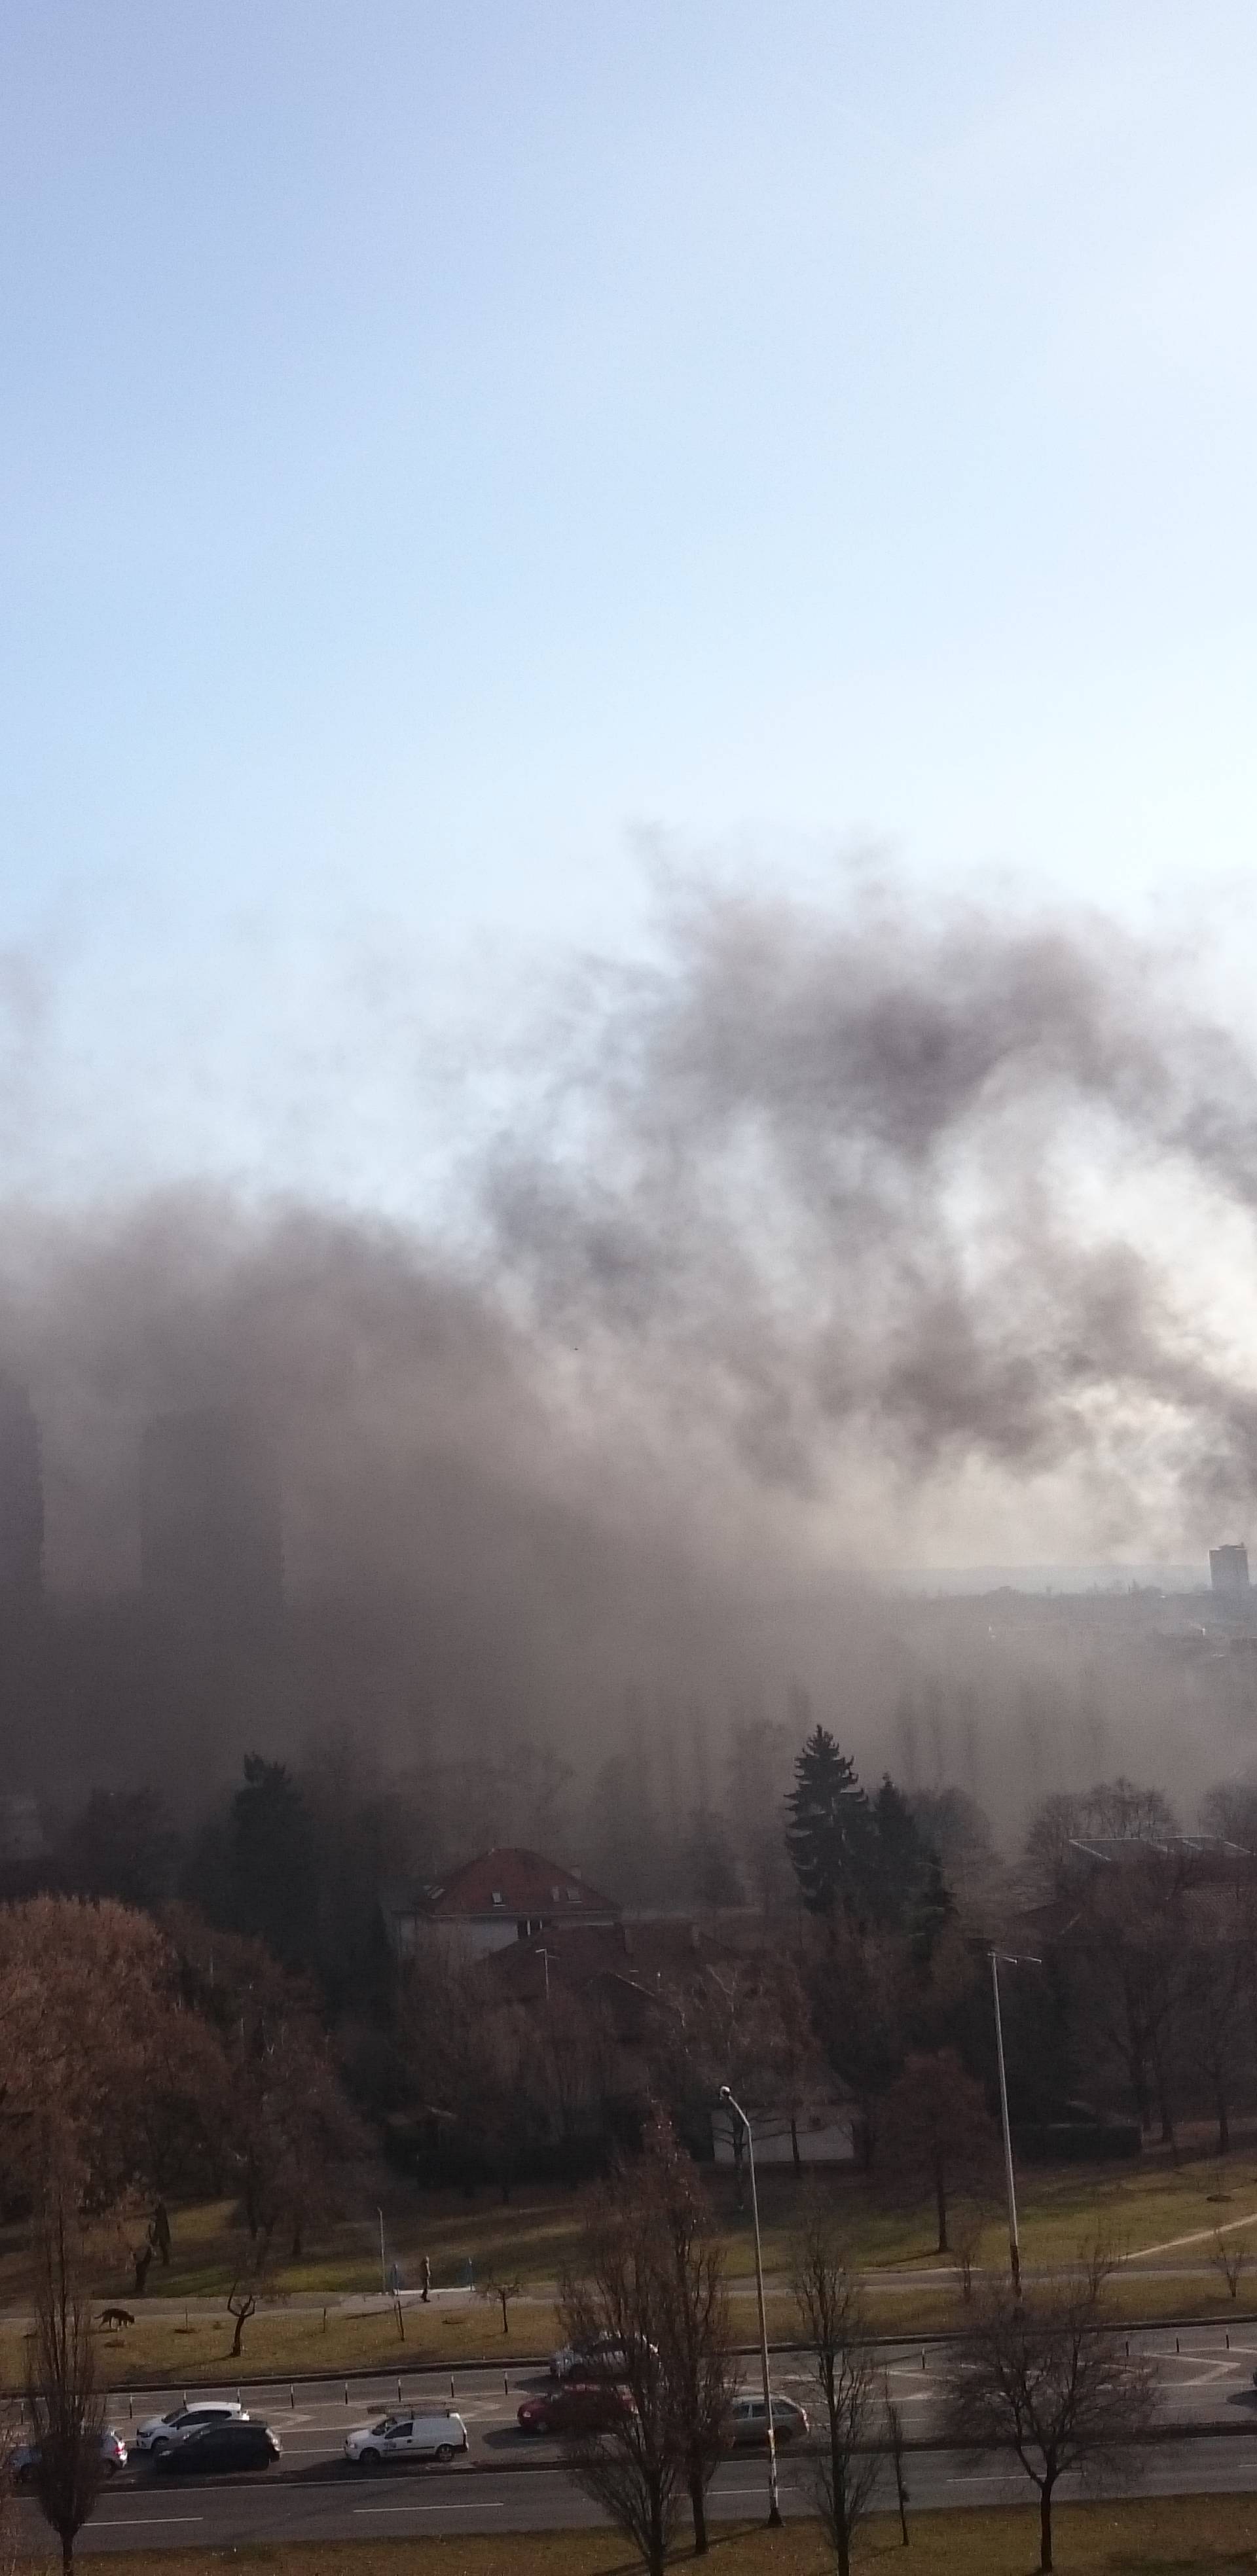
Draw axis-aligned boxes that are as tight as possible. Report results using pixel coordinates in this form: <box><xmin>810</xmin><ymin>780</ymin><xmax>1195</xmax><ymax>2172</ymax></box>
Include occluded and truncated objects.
<box><xmin>140</xmin><ymin>1407</ymin><xmax>283</xmax><ymax>1634</ymax></box>
<box><xmin>1211</xmin><ymin>1543</ymin><xmax>1250</xmax><ymax>1595</ymax></box>
<box><xmin>0</xmin><ymin>1376</ymin><xmax>43</xmax><ymax>1601</ymax></box>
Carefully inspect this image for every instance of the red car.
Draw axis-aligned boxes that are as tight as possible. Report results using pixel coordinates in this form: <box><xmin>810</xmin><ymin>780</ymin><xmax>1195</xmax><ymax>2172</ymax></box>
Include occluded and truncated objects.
<box><xmin>517</xmin><ymin>2382</ymin><xmax>635</xmax><ymax>2437</ymax></box>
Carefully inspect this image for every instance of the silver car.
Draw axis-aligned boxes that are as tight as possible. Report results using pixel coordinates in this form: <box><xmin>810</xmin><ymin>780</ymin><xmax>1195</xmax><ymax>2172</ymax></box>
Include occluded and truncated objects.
<box><xmin>725</xmin><ymin>2393</ymin><xmax>810</xmax><ymax>2448</ymax></box>
<box><xmin>12</xmin><ymin>2427</ymin><xmax>128</xmax><ymax>2484</ymax></box>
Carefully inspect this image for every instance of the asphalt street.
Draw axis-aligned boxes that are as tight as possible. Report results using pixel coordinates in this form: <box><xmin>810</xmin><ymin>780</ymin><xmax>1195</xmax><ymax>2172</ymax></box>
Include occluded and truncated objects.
<box><xmin>12</xmin><ymin>2329</ymin><xmax>1257</xmax><ymax>2555</ymax></box>
<box><xmin>16</xmin><ymin>2439</ymin><xmax>1257</xmax><ymax>2556</ymax></box>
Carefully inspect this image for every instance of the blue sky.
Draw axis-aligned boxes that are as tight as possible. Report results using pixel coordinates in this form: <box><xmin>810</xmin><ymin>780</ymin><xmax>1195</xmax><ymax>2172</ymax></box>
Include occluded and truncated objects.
<box><xmin>5</xmin><ymin>0</ymin><xmax>1257</xmax><ymax>1206</ymax></box>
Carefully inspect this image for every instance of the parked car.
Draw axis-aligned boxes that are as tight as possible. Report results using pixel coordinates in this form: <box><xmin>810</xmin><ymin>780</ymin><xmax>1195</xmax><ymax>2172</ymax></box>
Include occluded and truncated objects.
<box><xmin>548</xmin><ymin>2334</ymin><xmax>657</xmax><ymax>2382</ymax></box>
<box><xmin>724</xmin><ymin>2393</ymin><xmax>809</xmax><ymax>2448</ymax></box>
<box><xmin>12</xmin><ymin>2428</ymin><xmax>128</xmax><ymax>2484</ymax></box>
<box><xmin>134</xmin><ymin>2401</ymin><xmax>247</xmax><ymax>2456</ymax></box>
<box><xmin>517</xmin><ymin>2381</ymin><xmax>635</xmax><ymax>2437</ymax></box>
<box><xmin>344</xmin><ymin>2410</ymin><xmax>469</xmax><ymax>2469</ymax></box>
<box><xmin>153</xmin><ymin>2421</ymin><xmax>280</xmax><ymax>2475</ymax></box>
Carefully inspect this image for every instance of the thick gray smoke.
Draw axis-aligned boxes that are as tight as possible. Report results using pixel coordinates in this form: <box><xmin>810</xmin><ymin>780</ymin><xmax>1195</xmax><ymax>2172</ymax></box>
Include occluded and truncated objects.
<box><xmin>3</xmin><ymin>877</ymin><xmax>1257</xmax><ymax>1827</ymax></box>
<box><xmin>486</xmin><ymin>882</ymin><xmax>1257</xmax><ymax>1541</ymax></box>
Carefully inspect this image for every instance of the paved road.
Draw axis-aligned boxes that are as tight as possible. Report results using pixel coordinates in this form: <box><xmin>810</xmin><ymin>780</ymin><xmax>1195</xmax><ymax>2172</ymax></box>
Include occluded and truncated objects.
<box><xmin>11</xmin><ymin>2329</ymin><xmax>1257</xmax><ymax>2556</ymax></box>
<box><xmin>74</xmin><ymin>2321</ymin><xmax>1257</xmax><ymax>2444</ymax></box>
<box><xmin>15</xmin><ymin>2439</ymin><xmax>1257</xmax><ymax>2556</ymax></box>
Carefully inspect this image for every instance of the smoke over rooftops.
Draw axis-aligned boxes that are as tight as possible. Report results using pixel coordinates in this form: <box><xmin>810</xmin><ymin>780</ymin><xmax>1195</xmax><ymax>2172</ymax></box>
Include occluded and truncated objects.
<box><xmin>0</xmin><ymin>877</ymin><xmax>1255</xmax><ymax>1795</ymax></box>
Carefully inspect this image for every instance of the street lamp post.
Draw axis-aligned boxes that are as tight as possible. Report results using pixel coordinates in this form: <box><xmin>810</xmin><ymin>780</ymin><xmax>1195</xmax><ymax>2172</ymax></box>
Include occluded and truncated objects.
<box><xmin>377</xmin><ymin>2206</ymin><xmax>387</xmax><ymax>2297</ymax></box>
<box><xmin>989</xmin><ymin>1950</ymin><xmax>1040</xmax><ymax>2300</ymax></box>
<box><xmin>720</xmin><ymin>2084</ymin><xmax>781</xmax><ymax>2528</ymax></box>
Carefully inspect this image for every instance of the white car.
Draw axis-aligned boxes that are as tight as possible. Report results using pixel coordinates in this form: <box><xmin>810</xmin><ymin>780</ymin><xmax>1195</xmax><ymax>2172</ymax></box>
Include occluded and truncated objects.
<box><xmin>134</xmin><ymin>2401</ymin><xmax>247</xmax><ymax>2456</ymax></box>
<box><xmin>344</xmin><ymin>2409</ymin><xmax>469</xmax><ymax>2468</ymax></box>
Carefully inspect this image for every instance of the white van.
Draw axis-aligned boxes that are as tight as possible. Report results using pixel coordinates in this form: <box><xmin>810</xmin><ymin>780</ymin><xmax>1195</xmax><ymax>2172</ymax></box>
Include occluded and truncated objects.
<box><xmin>344</xmin><ymin>2409</ymin><xmax>469</xmax><ymax>2468</ymax></box>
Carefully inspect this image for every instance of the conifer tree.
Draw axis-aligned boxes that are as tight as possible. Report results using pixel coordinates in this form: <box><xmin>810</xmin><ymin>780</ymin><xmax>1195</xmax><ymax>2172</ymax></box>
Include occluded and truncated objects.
<box><xmin>869</xmin><ymin>1776</ymin><xmax>930</xmax><ymax>1927</ymax></box>
<box><xmin>785</xmin><ymin>1726</ymin><xmax>871</xmax><ymax>1916</ymax></box>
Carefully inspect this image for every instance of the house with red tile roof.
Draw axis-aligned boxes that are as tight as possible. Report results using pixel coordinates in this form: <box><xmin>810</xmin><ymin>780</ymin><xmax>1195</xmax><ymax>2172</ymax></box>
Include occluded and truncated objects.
<box><xmin>385</xmin><ymin>1845</ymin><xmax>620</xmax><ymax>1960</ymax></box>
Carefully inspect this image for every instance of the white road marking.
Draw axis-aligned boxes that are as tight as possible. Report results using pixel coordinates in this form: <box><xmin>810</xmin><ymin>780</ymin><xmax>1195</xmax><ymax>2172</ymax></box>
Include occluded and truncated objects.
<box><xmin>354</xmin><ymin>2503</ymin><xmax>505</xmax><ymax>2516</ymax></box>
<box><xmin>97</xmin><ymin>2516</ymin><xmax>205</xmax><ymax>2527</ymax></box>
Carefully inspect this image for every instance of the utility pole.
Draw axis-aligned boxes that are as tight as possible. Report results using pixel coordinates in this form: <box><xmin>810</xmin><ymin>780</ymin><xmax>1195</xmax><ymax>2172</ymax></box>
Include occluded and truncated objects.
<box><xmin>720</xmin><ymin>2086</ymin><xmax>781</xmax><ymax>2526</ymax></box>
<box><xmin>989</xmin><ymin>1949</ymin><xmax>1040</xmax><ymax>2300</ymax></box>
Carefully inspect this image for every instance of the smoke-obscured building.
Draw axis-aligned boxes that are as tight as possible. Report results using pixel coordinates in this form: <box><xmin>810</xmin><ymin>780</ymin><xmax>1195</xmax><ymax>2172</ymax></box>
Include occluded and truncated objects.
<box><xmin>140</xmin><ymin>1408</ymin><xmax>283</xmax><ymax>1635</ymax></box>
<box><xmin>0</xmin><ymin>1376</ymin><xmax>43</xmax><ymax>1601</ymax></box>
<box><xmin>1210</xmin><ymin>1543</ymin><xmax>1250</xmax><ymax>1596</ymax></box>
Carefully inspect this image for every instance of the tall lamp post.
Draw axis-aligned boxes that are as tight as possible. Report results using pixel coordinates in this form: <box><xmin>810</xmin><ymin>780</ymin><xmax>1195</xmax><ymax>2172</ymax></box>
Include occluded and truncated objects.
<box><xmin>719</xmin><ymin>2085</ymin><xmax>781</xmax><ymax>2528</ymax></box>
<box><xmin>989</xmin><ymin>1950</ymin><xmax>1040</xmax><ymax>2299</ymax></box>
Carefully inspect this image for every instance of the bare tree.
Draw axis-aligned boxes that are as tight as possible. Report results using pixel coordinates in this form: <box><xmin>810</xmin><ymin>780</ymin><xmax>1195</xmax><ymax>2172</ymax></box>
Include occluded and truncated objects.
<box><xmin>479</xmin><ymin>2265</ymin><xmax>523</xmax><ymax>2336</ymax></box>
<box><xmin>942</xmin><ymin>2250</ymin><xmax>1156</xmax><ymax>2573</ymax></box>
<box><xmin>790</xmin><ymin>2199</ymin><xmax>881</xmax><ymax>2576</ymax></box>
<box><xmin>24</xmin><ymin>2187</ymin><xmax>106</xmax><ymax>2575</ymax></box>
<box><xmin>557</xmin><ymin>2175</ymin><xmax>681</xmax><ymax>2576</ymax></box>
<box><xmin>881</xmin><ymin>2050</ymin><xmax>996</xmax><ymax>2255</ymax></box>
<box><xmin>1181</xmin><ymin>1880</ymin><xmax>1255</xmax><ymax>2156</ymax></box>
<box><xmin>1210</xmin><ymin>2231</ymin><xmax>1250</xmax><ymax>2302</ymax></box>
<box><xmin>951</xmin><ymin>2197</ymin><xmax>986</xmax><ymax>2304</ymax></box>
<box><xmin>225</xmin><ymin>2234</ymin><xmax>276</xmax><ymax>2358</ymax></box>
<box><xmin>0</xmin><ymin>2420</ymin><xmax>22</xmax><ymax>2576</ymax></box>
<box><xmin>883</xmin><ymin>2377</ymin><xmax>911</xmax><ymax>2547</ymax></box>
<box><xmin>642</xmin><ymin>2113</ymin><xmax>737</xmax><ymax>2556</ymax></box>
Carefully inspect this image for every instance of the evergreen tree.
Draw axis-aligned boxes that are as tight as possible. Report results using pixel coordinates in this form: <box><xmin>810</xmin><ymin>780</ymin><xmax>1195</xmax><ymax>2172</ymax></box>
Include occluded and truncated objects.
<box><xmin>682</xmin><ymin>1808</ymin><xmax>743</xmax><ymax>1908</ymax></box>
<box><xmin>868</xmin><ymin>1776</ymin><xmax>929</xmax><ymax>1927</ymax></box>
<box><xmin>784</xmin><ymin>1726</ymin><xmax>871</xmax><ymax>1917</ymax></box>
<box><xmin>227</xmin><ymin>1755</ymin><xmax>318</xmax><ymax>1969</ymax></box>
<box><xmin>907</xmin><ymin>1852</ymin><xmax>956</xmax><ymax>1969</ymax></box>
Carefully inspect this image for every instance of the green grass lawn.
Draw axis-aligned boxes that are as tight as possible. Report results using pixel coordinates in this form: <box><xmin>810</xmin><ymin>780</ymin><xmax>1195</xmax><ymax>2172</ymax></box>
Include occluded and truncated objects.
<box><xmin>3</xmin><ymin>2146</ymin><xmax>1254</xmax><ymax>2306</ymax></box>
<box><xmin>5</xmin><ymin>2143</ymin><xmax>1257</xmax><ymax>2393</ymax></box>
<box><xmin>1</xmin><ymin>2255</ymin><xmax>1248</xmax><ymax>2397</ymax></box>
<box><xmin>37</xmin><ymin>2495</ymin><xmax>1257</xmax><ymax>2572</ymax></box>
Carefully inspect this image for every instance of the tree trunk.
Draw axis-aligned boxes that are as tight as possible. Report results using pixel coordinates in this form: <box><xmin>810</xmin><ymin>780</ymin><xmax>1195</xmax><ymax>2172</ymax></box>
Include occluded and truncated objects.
<box><xmin>61</xmin><ymin>2539</ymin><xmax>73</xmax><ymax>2576</ymax></box>
<box><xmin>934</xmin><ymin>2164</ymin><xmax>949</xmax><ymax>2255</ymax></box>
<box><xmin>1127</xmin><ymin>2033</ymin><xmax>1150</xmax><ymax>2132</ymax></box>
<box><xmin>1039</xmin><ymin>2475</ymin><xmax>1053</xmax><ymax>2572</ymax></box>
<box><xmin>649</xmin><ymin>2490</ymin><xmax>667</xmax><ymax>2576</ymax></box>
<box><xmin>231</xmin><ymin>2312</ymin><xmax>246</xmax><ymax>2357</ymax></box>
<box><xmin>790</xmin><ymin>2115</ymin><xmax>801</xmax><ymax>2176</ymax></box>
<box><xmin>833</xmin><ymin>2441</ymin><xmax>851</xmax><ymax>2576</ymax></box>
<box><xmin>689</xmin><ymin>2465</ymin><xmax>708</xmax><ymax>2554</ymax></box>
<box><xmin>1216</xmin><ymin>2081</ymin><xmax>1230</xmax><ymax>2155</ymax></box>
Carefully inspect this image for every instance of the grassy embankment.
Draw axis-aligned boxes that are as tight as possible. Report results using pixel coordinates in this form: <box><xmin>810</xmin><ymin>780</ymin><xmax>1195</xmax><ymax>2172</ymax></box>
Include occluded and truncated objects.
<box><xmin>5</xmin><ymin>2145</ymin><xmax>1257</xmax><ymax>2389</ymax></box>
<box><xmin>29</xmin><ymin>2496</ymin><xmax>1257</xmax><ymax>2572</ymax></box>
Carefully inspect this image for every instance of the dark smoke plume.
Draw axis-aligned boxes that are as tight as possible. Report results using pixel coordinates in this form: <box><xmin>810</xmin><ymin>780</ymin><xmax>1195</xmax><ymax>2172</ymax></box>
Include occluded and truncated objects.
<box><xmin>1</xmin><ymin>877</ymin><xmax>1256</xmax><ymax>1822</ymax></box>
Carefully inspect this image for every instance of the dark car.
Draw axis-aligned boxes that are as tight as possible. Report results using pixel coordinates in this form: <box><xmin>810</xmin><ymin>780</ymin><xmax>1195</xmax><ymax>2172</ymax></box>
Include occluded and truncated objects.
<box><xmin>517</xmin><ymin>2381</ymin><xmax>635</xmax><ymax>2437</ymax></box>
<box><xmin>153</xmin><ymin>2420</ymin><xmax>280</xmax><ymax>2475</ymax></box>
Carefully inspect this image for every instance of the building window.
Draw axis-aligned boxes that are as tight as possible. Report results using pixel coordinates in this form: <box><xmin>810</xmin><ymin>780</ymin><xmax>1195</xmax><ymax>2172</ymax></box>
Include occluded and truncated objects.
<box><xmin>491</xmin><ymin>1891</ymin><xmax>504</xmax><ymax>1906</ymax></box>
<box><xmin>566</xmin><ymin>1888</ymin><xmax>580</xmax><ymax>1901</ymax></box>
